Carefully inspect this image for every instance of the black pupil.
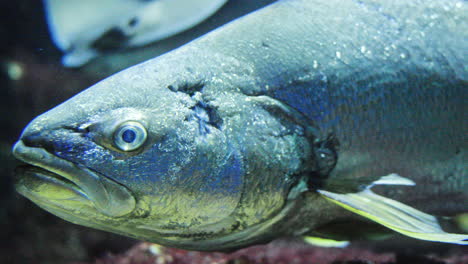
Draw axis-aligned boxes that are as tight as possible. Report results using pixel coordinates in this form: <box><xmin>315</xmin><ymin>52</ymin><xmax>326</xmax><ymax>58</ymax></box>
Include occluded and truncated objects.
<box><xmin>122</xmin><ymin>129</ymin><xmax>137</xmax><ymax>143</ymax></box>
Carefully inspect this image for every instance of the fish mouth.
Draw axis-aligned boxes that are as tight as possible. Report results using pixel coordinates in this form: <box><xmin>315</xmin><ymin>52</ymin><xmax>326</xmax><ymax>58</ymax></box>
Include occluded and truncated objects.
<box><xmin>15</xmin><ymin>164</ymin><xmax>91</xmax><ymax>205</ymax></box>
<box><xmin>13</xmin><ymin>140</ymin><xmax>136</xmax><ymax>217</ymax></box>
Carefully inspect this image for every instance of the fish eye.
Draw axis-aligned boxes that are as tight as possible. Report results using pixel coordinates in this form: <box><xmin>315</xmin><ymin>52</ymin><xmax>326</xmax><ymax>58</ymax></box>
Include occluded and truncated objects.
<box><xmin>128</xmin><ymin>17</ymin><xmax>139</xmax><ymax>27</ymax></box>
<box><xmin>113</xmin><ymin>121</ymin><xmax>147</xmax><ymax>151</ymax></box>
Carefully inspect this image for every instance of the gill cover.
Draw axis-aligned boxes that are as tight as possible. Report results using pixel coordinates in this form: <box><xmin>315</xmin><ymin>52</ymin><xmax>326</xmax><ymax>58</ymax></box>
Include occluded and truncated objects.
<box><xmin>318</xmin><ymin>174</ymin><xmax>468</xmax><ymax>245</ymax></box>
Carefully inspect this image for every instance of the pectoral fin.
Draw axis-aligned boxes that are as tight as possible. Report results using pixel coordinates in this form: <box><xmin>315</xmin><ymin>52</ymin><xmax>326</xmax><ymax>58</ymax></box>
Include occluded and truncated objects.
<box><xmin>318</xmin><ymin>174</ymin><xmax>468</xmax><ymax>245</ymax></box>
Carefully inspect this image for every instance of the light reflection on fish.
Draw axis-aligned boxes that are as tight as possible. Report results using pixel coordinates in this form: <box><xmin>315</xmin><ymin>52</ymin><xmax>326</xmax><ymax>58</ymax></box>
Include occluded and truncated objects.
<box><xmin>14</xmin><ymin>0</ymin><xmax>467</xmax><ymax>251</ymax></box>
<box><xmin>44</xmin><ymin>0</ymin><xmax>228</xmax><ymax>67</ymax></box>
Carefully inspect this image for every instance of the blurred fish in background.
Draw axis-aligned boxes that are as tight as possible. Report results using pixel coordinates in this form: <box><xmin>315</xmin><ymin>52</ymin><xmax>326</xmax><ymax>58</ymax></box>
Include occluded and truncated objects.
<box><xmin>44</xmin><ymin>0</ymin><xmax>228</xmax><ymax>67</ymax></box>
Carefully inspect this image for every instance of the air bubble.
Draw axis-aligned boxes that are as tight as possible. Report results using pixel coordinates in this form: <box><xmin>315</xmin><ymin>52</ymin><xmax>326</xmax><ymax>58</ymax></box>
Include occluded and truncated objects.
<box><xmin>336</xmin><ymin>51</ymin><xmax>342</xmax><ymax>59</ymax></box>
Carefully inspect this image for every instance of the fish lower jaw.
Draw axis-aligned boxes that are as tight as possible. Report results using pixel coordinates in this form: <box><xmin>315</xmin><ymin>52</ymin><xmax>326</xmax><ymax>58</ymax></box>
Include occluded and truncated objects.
<box><xmin>15</xmin><ymin>164</ymin><xmax>89</xmax><ymax>202</ymax></box>
<box><xmin>13</xmin><ymin>141</ymin><xmax>90</xmax><ymax>203</ymax></box>
<box><xmin>12</xmin><ymin>140</ymin><xmax>136</xmax><ymax>217</ymax></box>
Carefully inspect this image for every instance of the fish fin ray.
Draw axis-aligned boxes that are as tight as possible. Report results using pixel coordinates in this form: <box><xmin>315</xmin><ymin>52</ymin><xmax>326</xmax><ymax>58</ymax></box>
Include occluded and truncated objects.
<box><xmin>304</xmin><ymin>236</ymin><xmax>350</xmax><ymax>248</ymax></box>
<box><xmin>318</xmin><ymin>174</ymin><xmax>468</xmax><ymax>245</ymax></box>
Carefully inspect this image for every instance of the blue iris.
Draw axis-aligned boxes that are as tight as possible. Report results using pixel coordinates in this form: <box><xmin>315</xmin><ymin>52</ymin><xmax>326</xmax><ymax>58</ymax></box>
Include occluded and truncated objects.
<box><xmin>122</xmin><ymin>129</ymin><xmax>136</xmax><ymax>143</ymax></box>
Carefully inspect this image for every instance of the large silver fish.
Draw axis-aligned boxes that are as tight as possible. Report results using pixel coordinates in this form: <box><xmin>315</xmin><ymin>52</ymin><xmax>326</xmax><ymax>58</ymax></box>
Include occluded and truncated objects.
<box><xmin>13</xmin><ymin>0</ymin><xmax>467</xmax><ymax>251</ymax></box>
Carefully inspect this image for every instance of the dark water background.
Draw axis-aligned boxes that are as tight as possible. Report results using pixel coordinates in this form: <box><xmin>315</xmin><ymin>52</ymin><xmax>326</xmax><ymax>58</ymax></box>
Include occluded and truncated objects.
<box><xmin>0</xmin><ymin>1</ymin><xmax>137</xmax><ymax>263</ymax></box>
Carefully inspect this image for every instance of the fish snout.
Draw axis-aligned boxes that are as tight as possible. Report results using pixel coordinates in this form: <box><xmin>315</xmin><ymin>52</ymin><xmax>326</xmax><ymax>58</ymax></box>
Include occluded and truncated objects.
<box><xmin>17</xmin><ymin>130</ymin><xmax>55</xmax><ymax>154</ymax></box>
<box><xmin>16</xmin><ymin>118</ymin><xmax>90</xmax><ymax>158</ymax></box>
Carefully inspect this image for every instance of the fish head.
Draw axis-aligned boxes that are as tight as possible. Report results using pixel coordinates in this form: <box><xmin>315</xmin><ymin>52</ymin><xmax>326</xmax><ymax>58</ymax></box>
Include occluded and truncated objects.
<box><xmin>12</xmin><ymin>52</ymin><xmax>317</xmax><ymax>250</ymax></box>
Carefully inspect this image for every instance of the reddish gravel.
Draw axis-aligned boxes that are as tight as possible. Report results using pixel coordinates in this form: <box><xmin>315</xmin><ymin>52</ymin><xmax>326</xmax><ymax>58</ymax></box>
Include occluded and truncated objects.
<box><xmin>70</xmin><ymin>241</ymin><xmax>468</xmax><ymax>264</ymax></box>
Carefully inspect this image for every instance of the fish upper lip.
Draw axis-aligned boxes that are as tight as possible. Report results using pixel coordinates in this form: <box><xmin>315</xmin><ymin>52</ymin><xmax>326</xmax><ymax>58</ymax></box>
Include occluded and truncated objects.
<box><xmin>14</xmin><ymin>141</ymin><xmax>76</xmax><ymax>184</ymax></box>
<box><xmin>13</xmin><ymin>140</ymin><xmax>136</xmax><ymax>217</ymax></box>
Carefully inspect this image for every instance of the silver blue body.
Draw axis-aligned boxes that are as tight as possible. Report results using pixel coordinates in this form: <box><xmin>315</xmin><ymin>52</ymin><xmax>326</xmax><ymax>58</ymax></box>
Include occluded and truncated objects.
<box><xmin>13</xmin><ymin>0</ymin><xmax>466</xmax><ymax>251</ymax></box>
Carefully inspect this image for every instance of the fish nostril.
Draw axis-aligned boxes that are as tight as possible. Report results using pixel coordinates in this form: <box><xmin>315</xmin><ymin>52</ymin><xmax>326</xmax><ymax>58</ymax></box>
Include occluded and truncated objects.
<box><xmin>21</xmin><ymin>131</ymin><xmax>45</xmax><ymax>148</ymax></box>
<box><xmin>20</xmin><ymin>130</ymin><xmax>58</xmax><ymax>155</ymax></box>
